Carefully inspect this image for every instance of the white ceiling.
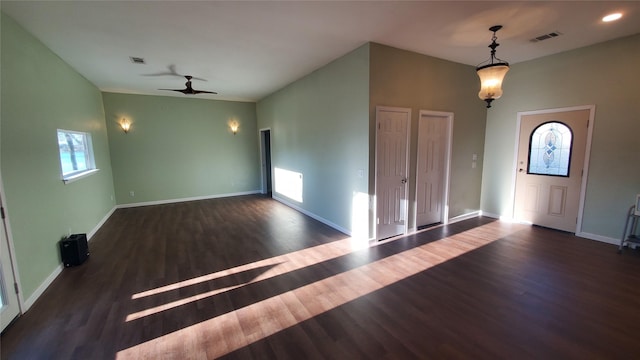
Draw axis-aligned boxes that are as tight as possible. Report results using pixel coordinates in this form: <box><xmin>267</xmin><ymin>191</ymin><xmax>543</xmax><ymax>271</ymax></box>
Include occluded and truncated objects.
<box><xmin>2</xmin><ymin>1</ymin><xmax>639</xmax><ymax>102</ymax></box>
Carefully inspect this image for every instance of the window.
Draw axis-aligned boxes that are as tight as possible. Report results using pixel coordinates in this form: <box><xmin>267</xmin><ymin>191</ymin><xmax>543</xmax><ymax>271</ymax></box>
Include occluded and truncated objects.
<box><xmin>528</xmin><ymin>121</ymin><xmax>573</xmax><ymax>176</ymax></box>
<box><xmin>57</xmin><ymin>129</ymin><xmax>98</xmax><ymax>183</ymax></box>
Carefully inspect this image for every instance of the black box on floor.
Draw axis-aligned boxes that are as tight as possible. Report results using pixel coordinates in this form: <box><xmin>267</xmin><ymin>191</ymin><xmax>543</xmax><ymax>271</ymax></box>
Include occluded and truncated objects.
<box><xmin>60</xmin><ymin>233</ymin><xmax>89</xmax><ymax>267</ymax></box>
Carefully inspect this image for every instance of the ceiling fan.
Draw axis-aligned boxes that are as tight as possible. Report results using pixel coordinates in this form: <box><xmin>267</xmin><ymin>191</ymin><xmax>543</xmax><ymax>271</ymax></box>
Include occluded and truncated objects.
<box><xmin>159</xmin><ymin>75</ymin><xmax>218</xmax><ymax>95</ymax></box>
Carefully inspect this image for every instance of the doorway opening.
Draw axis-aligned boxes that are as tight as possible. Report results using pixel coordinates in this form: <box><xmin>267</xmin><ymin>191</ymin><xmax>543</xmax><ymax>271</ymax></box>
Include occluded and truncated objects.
<box><xmin>260</xmin><ymin>129</ymin><xmax>273</xmax><ymax>196</ymax></box>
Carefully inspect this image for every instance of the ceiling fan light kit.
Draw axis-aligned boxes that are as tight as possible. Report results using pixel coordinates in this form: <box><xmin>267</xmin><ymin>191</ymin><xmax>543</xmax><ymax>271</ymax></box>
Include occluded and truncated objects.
<box><xmin>476</xmin><ymin>25</ymin><xmax>510</xmax><ymax>108</ymax></box>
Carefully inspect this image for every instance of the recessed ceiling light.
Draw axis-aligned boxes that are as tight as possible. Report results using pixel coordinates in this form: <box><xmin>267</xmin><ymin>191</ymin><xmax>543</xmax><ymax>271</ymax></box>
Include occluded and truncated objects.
<box><xmin>602</xmin><ymin>13</ymin><xmax>622</xmax><ymax>22</ymax></box>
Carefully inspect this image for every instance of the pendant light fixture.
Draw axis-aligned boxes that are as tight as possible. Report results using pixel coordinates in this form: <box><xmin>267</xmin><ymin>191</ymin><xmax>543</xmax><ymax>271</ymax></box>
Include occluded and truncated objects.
<box><xmin>476</xmin><ymin>25</ymin><xmax>510</xmax><ymax>108</ymax></box>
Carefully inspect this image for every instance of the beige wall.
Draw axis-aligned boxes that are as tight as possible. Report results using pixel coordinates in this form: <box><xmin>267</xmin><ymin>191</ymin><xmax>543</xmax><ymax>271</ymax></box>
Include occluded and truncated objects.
<box><xmin>369</xmin><ymin>43</ymin><xmax>488</xmax><ymax>230</ymax></box>
<box><xmin>481</xmin><ymin>33</ymin><xmax>640</xmax><ymax>240</ymax></box>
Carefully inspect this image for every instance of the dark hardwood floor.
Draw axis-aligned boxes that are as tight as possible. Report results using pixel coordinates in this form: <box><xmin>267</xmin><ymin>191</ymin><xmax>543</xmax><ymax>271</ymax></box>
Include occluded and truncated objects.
<box><xmin>2</xmin><ymin>194</ymin><xmax>640</xmax><ymax>359</ymax></box>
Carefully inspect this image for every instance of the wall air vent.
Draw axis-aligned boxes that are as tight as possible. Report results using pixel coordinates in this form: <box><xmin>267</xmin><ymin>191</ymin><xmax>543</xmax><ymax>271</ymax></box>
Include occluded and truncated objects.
<box><xmin>129</xmin><ymin>56</ymin><xmax>146</xmax><ymax>64</ymax></box>
<box><xmin>530</xmin><ymin>31</ymin><xmax>563</xmax><ymax>43</ymax></box>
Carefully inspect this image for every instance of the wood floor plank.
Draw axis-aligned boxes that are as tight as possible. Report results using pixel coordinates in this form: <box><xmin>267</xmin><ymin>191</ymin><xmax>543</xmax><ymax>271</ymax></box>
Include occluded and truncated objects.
<box><xmin>2</xmin><ymin>194</ymin><xmax>640</xmax><ymax>359</ymax></box>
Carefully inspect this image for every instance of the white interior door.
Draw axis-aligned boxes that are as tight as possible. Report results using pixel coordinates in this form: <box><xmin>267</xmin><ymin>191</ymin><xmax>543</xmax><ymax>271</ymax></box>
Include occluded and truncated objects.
<box><xmin>376</xmin><ymin>106</ymin><xmax>410</xmax><ymax>240</ymax></box>
<box><xmin>514</xmin><ymin>108</ymin><xmax>591</xmax><ymax>232</ymax></box>
<box><xmin>1</xmin><ymin>190</ymin><xmax>21</xmax><ymax>331</ymax></box>
<box><xmin>416</xmin><ymin>111</ymin><xmax>452</xmax><ymax>227</ymax></box>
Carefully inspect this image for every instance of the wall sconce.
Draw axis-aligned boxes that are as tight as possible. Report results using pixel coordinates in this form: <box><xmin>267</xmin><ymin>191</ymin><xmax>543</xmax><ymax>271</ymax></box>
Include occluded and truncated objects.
<box><xmin>476</xmin><ymin>25</ymin><xmax>510</xmax><ymax>108</ymax></box>
<box><xmin>120</xmin><ymin>118</ymin><xmax>131</xmax><ymax>133</ymax></box>
<box><xmin>229</xmin><ymin>120</ymin><xmax>239</xmax><ymax>135</ymax></box>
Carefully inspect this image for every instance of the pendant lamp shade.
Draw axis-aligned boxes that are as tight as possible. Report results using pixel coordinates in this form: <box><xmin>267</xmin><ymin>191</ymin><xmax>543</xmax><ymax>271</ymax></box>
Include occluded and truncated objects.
<box><xmin>477</xmin><ymin>63</ymin><xmax>509</xmax><ymax>105</ymax></box>
<box><xmin>476</xmin><ymin>25</ymin><xmax>509</xmax><ymax>108</ymax></box>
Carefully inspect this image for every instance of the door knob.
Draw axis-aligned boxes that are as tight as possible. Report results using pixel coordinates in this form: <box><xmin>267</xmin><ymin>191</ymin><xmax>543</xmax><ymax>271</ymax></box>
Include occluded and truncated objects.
<box><xmin>401</xmin><ymin>178</ymin><xmax>407</xmax><ymax>184</ymax></box>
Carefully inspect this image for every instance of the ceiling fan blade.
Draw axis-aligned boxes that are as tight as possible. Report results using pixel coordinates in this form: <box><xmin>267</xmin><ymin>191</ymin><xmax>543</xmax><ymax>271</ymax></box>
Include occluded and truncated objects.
<box><xmin>143</xmin><ymin>64</ymin><xmax>181</xmax><ymax>77</ymax></box>
<box><xmin>183</xmin><ymin>74</ymin><xmax>207</xmax><ymax>82</ymax></box>
<box><xmin>158</xmin><ymin>88</ymin><xmax>186</xmax><ymax>93</ymax></box>
<box><xmin>144</xmin><ymin>67</ymin><xmax>206</xmax><ymax>82</ymax></box>
<box><xmin>194</xmin><ymin>90</ymin><xmax>218</xmax><ymax>94</ymax></box>
<box><xmin>159</xmin><ymin>88</ymin><xmax>217</xmax><ymax>95</ymax></box>
<box><xmin>144</xmin><ymin>72</ymin><xmax>179</xmax><ymax>77</ymax></box>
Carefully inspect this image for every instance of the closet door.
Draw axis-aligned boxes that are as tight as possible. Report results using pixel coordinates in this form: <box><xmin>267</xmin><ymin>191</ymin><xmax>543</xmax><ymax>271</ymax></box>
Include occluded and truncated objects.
<box><xmin>416</xmin><ymin>112</ymin><xmax>452</xmax><ymax>228</ymax></box>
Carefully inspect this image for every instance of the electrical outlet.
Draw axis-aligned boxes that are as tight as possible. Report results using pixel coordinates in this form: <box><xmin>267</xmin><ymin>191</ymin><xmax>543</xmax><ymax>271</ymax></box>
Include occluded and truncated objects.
<box><xmin>129</xmin><ymin>191</ymin><xmax>135</xmax><ymax>197</ymax></box>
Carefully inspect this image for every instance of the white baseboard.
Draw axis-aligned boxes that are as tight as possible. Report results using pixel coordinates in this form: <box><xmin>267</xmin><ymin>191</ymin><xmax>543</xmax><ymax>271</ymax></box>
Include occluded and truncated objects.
<box><xmin>410</xmin><ymin>211</ymin><xmax>482</xmax><ymax>234</ymax></box>
<box><xmin>22</xmin><ymin>205</ymin><xmax>118</xmax><ymax>311</ymax></box>
<box><xmin>272</xmin><ymin>195</ymin><xmax>351</xmax><ymax>236</ymax></box>
<box><xmin>478</xmin><ymin>211</ymin><xmax>621</xmax><ymax>247</ymax></box>
<box><xmin>87</xmin><ymin>206</ymin><xmax>116</xmax><ymax>240</ymax></box>
<box><xmin>449</xmin><ymin>210</ymin><xmax>483</xmax><ymax>223</ymax></box>
<box><xmin>478</xmin><ymin>211</ymin><xmax>623</xmax><ymax>248</ymax></box>
<box><xmin>22</xmin><ymin>191</ymin><xmax>262</xmax><ymax>312</ymax></box>
<box><xmin>116</xmin><ymin>190</ymin><xmax>262</xmax><ymax>209</ymax></box>
<box><xmin>575</xmin><ymin>232</ymin><xmax>620</xmax><ymax>246</ymax></box>
<box><xmin>479</xmin><ymin>211</ymin><xmax>502</xmax><ymax>219</ymax></box>
<box><xmin>23</xmin><ymin>264</ymin><xmax>63</xmax><ymax>311</ymax></box>
<box><xmin>21</xmin><ymin>197</ymin><xmax>622</xmax><ymax>312</ymax></box>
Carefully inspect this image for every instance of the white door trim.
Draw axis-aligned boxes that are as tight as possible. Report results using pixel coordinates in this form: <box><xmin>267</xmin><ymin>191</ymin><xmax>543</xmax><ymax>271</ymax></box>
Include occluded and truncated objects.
<box><xmin>415</xmin><ymin>110</ymin><xmax>454</xmax><ymax>227</ymax></box>
<box><xmin>510</xmin><ymin>105</ymin><xmax>596</xmax><ymax>233</ymax></box>
<box><xmin>375</xmin><ymin>106</ymin><xmax>411</xmax><ymax>240</ymax></box>
<box><xmin>0</xmin><ymin>172</ymin><xmax>24</xmax><ymax>329</ymax></box>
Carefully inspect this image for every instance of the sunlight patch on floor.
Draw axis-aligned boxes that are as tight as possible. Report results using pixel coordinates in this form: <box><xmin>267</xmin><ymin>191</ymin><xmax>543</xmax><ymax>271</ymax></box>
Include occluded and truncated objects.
<box><xmin>117</xmin><ymin>221</ymin><xmax>525</xmax><ymax>359</ymax></box>
<box><xmin>127</xmin><ymin>235</ymin><xmax>357</xmax><ymax>320</ymax></box>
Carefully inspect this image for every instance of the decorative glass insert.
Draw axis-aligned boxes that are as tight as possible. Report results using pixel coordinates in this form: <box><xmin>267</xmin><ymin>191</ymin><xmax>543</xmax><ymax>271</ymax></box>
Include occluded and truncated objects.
<box><xmin>528</xmin><ymin>121</ymin><xmax>572</xmax><ymax>176</ymax></box>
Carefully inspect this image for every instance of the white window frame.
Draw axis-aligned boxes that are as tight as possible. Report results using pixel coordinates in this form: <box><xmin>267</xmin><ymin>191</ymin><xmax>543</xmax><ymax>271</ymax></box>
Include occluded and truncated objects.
<box><xmin>57</xmin><ymin>129</ymin><xmax>99</xmax><ymax>184</ymax></box>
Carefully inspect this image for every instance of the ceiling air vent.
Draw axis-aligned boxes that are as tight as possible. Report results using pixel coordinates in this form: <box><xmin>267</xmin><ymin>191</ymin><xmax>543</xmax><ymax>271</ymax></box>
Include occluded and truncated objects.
<box><xmin>129</xmin><ymin>56</ymin><xmax>146</xmax><ymax>64</ymax></box>
<box><xmin>530</xmin><ymin>31</ymin><xmax>563</xmax><ymax>43</ymax></box>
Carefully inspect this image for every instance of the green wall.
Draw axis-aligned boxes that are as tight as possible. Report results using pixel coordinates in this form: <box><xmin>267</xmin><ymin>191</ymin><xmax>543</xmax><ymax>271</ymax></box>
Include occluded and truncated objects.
<box><xmin>481</xmin><ymin>33</ymin><xmax>640</xmax><ymax>240</ymax></box>
<box><xmin>369</xmin><ymin>43</ymin><xmax>488</xmax><ymax>228</ymax></box>
<box><xmin>257</xmin><ymin>43</ymin><xmax>487</xmax><ymax>239</ymax></box>
<box><xmin>1</xmin><ymin>13</ymin><xmax>116</xmax><ymax>300</ymax></box>
<box><xmin>4</xmin><ymin>3</ymin><xmax>635</xmax><ymax>307</ymax></box>
<box><xmin>103</xmin><ymin>93</ymin><xmax>260</xmax><ymax>204</ymax></box>
<box><xmin>257</xmin><ymin>45</ymin><xmax>370</xmax><ymax>236</ymax></box>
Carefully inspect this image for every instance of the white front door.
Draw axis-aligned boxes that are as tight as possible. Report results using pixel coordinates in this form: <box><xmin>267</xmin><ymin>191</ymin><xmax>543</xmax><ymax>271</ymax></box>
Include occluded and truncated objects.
<box><xmin>1</xmin><ymin>190</ymin><xmax>21</xmax><ymax>331</ymax></box>
<box><xmin>376</xmin><ymin>107</ymin><xmax>410</xmax><ymax>240</ymax></box>
<box><xmin>514</xmin><ymin>107</ymin><xmax>592</xmax><ymax>232</ymax></box>
<box><xmin>416</xmin><ymin>111</ymin><xmax>452</xmax><ymax>227</ymax></box>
